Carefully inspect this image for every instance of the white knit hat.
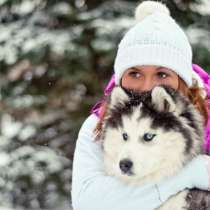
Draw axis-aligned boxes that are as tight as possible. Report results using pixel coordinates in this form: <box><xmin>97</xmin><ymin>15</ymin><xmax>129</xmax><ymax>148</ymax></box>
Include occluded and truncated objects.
<box><xmin>114</xmin><ymin>1</ymin><xmax>193</xmax><ymax>87</ymax></box>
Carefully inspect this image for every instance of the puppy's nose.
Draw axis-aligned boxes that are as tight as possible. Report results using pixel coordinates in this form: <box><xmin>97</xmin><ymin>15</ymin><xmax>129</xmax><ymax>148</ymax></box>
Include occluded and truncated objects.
<box><xmin>119</xmin><ymin>159</ymin><xmax>133</xmax><ymax>174</ymax></box>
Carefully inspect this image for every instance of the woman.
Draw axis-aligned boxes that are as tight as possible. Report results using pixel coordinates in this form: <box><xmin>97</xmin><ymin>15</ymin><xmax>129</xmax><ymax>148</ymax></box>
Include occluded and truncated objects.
<box><xmin>71</xmin><ymin>1</ymin><xmax>210</xmax><ymax>210</ymax></box>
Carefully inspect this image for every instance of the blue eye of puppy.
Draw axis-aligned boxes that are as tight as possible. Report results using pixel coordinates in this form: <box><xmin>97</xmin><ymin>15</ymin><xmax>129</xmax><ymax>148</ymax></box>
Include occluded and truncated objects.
<box><xmin>143</xmin><ymin>133</ymin><xmax>156</xmax><ymax>141</ymax></box>
<box><xmin>122</xmin><ymin>133</ymin><xmax>128</xmax><ymax>141</ymax></box>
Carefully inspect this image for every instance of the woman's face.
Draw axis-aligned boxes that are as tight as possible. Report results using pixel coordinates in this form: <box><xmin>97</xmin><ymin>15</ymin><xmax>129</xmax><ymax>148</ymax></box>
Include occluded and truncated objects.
<box><xmin>121</xmin><ymin>65</ymin><xmax>179</xmax><ymax>92</ymax></box>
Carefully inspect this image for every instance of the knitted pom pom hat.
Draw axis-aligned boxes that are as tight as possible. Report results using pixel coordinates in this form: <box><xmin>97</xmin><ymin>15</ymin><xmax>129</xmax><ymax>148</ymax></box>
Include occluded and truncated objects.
<box><xmin>114</xmin><ymin>1</ymin><xmax>194</xmax><ymax>87</ymax></box>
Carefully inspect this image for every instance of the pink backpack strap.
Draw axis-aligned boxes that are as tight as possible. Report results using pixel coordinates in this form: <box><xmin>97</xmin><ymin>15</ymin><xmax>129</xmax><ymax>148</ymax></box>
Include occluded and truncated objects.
<box><xmin>193</xmin><ymin>64</ymin><xmax>210</xmax><ymax>154</ymax></box>
<box><xmin>90</xmin><ymin>74</ymin><xmax>116</xmax><ymax>117</ymax></box>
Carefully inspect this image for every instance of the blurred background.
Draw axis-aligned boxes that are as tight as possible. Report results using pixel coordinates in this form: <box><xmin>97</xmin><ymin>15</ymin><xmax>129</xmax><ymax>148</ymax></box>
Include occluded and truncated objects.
<box><xmin>0</xmin><ymin>0</ymin><xmax>210</xmax><ymax>209</ymax></box>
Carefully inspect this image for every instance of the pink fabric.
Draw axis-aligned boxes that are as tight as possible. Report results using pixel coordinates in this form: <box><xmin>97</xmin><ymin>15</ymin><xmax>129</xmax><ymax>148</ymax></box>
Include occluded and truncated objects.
<box><xmin>91</xmin><ymin>64</ymin><xmax>210</xmax><ymax>153</ymax></box>
<box><xmin>192</xmin><ymin>64</ymin><xmax>210</xmax><ymax>153</ymax></box>
<box><xmin>90</xmin><ymin>74</ymin><xmax>115</xmax><ymax>117</ymax></box>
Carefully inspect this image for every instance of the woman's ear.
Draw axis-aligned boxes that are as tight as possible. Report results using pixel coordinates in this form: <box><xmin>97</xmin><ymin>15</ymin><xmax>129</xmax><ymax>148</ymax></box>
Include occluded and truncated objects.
<box><xmin>151</xmin><ymin>86</ymin><xmax>176</xmax><ymax>112</ymax></box>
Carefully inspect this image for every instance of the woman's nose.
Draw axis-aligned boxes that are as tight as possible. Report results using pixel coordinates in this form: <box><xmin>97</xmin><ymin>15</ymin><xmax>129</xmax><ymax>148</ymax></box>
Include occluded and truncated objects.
<box><xmin>140</xmin><ymin>79</ymin><xmax>155</xmax><ymax>92</ymax></box>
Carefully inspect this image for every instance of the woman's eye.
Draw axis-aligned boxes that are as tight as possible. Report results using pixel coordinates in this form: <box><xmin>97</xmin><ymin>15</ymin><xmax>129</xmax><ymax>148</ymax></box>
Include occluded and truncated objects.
<box><xmin>129</xmin><ymin>71</ymin><xmax>141</xmax><ymax>78</ymax></box>
<box><xmin>122</xmin><ymin>132</ymin><xmax>128</xmax><ymax>141</ymax></box>
<box><xmin>143</xmin><ymin>133</ymin><xmax>156</xmax><ymax>142</ymax></box>
<box><xmin>157</xmin><ymin>72</ymin><xmax>168</xmax><ymax>79</ymax></box>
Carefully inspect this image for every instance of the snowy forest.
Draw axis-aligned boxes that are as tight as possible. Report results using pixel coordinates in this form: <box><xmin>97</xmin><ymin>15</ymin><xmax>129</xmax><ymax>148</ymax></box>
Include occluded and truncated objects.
<box><xmin>0</xmin><ymin>0</ymin><xmax>210</xmax><ymax>210</ymax></box>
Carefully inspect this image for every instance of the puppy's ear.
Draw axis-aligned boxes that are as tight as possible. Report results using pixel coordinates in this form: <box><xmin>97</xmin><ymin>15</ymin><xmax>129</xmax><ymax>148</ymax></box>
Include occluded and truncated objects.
<box><xmin>109</xmin><ymin>86</ymin><xmax>129</xmax><ymax>107</ymax></box>
<box><xmin>151</xmin><ymin>86</ymin><xmax>176</xmax><ymax>112</ymax></box>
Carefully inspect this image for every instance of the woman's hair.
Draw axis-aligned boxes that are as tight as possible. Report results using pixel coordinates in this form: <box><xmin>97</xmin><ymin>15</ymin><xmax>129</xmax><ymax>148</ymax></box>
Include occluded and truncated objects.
<box><xmin>93</xmin><ymin>76</ymin><xmax>209</xmax><ymax>141</ymax></box>
<box><xmin>178</xmin><ymin>77</ymin><xmax>209</xmax><ymax>125</ymax></box>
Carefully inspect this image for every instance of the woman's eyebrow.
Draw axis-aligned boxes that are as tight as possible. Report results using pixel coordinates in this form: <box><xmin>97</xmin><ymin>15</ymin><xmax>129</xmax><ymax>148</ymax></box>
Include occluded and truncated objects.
<box><xmin>156</xmin><ymin>66</ymin><xmax>165</xmax><ymax>70</ymax></box>
<box><xmin>130</xmin><ymin>66</ymin><xmax>171</xmax><ymax>71</ymax></box>
<box><xmin>156</xmin><ymin>66</ymin><xmax>171</xmax><ymax>71</ymax></box>
<box><xmin>131</xmin><ymin>67</ymin><xmax>141</xmax><ymax>71</ymax></box>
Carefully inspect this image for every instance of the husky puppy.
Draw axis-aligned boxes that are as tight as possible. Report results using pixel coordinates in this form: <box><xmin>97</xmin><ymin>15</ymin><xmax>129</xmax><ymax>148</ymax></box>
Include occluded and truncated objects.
<box><xmin>100</xmin><ymin>85</ymin><xmax>206</xmax><ymax>210</ymax></box>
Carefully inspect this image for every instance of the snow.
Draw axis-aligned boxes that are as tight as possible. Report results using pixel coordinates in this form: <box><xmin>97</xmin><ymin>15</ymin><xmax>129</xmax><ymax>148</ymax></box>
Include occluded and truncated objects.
<box><xmin>190</xmin><ymin>0</ymin><xmax>210</xmax><ymax>15</ymax></box>
<box><xmin>186</xmin><ymin>27</ymin><xmax>210</xmax><ymax>51</ymax></box>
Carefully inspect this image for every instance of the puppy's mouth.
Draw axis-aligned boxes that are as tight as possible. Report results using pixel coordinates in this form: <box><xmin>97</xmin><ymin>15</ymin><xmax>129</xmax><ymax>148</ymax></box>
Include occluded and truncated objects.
<box><xmin>121</xmin><ymin>170</ymin><xmax>135</xmax><ymax>176</ymax></box>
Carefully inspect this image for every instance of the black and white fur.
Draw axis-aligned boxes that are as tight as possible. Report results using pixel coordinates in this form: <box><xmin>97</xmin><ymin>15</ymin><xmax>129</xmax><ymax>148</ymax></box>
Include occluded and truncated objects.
<box><xmin>101</xmin><ymin>85</ymin><xmax>206</xmax><ymax>210</ymax></box>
